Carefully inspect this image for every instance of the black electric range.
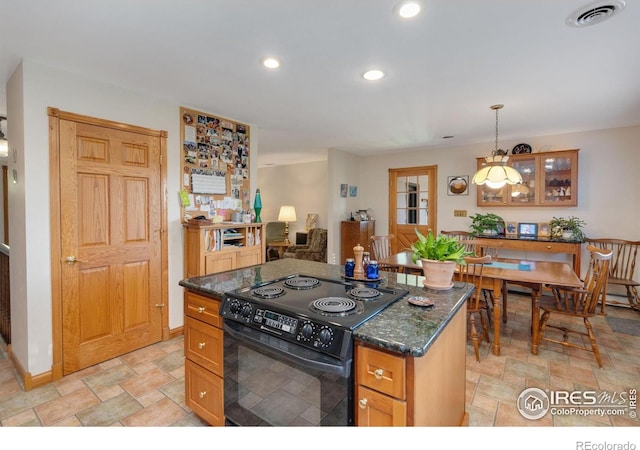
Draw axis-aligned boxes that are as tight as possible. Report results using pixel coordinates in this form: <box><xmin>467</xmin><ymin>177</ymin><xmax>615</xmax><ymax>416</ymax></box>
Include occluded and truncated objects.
<box><xmin>220</xmin><ymin>274</ymin><xmax>409</xmax><ymax>361</ymax></box>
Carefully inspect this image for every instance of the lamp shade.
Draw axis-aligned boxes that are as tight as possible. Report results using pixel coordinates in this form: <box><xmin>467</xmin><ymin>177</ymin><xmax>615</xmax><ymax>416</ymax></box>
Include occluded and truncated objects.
<box><xmin>278</xmin><ymin>205</ymin><xmax>297</xmax><ymax>222</ymax></box>
<box><xmin>471</xmin><ymin>155</ymin><xmax>523</xmax><ymax>189</ymax></box>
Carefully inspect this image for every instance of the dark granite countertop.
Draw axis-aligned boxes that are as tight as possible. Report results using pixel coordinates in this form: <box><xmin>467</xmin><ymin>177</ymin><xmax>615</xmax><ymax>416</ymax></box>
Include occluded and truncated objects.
<box><xmin>179</xmin><ymin>258</ymin><xmax>473</xmax><ymax>358</ymax></box>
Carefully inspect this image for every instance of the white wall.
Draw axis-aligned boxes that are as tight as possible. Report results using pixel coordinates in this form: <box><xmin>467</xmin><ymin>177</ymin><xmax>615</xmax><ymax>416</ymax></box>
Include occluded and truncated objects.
<box><xmin>7</xmin><ymin>59</ymin><xmax>257</xmax><ymax>375</ymax></box>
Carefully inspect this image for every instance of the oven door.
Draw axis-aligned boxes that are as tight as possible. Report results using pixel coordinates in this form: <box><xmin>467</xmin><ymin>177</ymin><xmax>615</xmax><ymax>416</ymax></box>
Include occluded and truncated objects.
<box><xmin>223</xmin><ymin>320</ymin><xmax>354</xmax><ymax>426</ymax></box>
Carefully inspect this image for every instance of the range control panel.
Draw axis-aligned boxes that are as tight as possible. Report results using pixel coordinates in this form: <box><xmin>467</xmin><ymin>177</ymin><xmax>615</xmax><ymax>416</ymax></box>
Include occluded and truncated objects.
<box><xmin>220</xmin><ymin>297</ymin><xmax>350</xmax><ymax>359</ymax></box>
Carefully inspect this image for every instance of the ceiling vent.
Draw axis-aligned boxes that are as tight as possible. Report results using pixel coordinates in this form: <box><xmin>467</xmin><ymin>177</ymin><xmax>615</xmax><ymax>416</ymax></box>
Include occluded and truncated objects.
<box><xmin>566</xmin><ymin>0</ymin><xmax>626</xmax><ymax>27</ymax></box>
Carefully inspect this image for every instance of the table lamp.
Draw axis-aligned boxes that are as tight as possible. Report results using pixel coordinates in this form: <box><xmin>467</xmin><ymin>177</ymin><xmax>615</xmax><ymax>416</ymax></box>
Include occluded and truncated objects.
<box><xmin>278</xmin><ymin>205</ymin><xmax>297</xmax><ymax>244</ymax></box>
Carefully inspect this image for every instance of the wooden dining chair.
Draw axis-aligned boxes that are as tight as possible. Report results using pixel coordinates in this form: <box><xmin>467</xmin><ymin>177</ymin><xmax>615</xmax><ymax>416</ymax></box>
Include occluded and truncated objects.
<box><xmin>533</xmin><ymin>245</ymin><xmax>612</xmax><ymax>368</ymax></box>
<box><xmin>441</xmin><ymin>230</ymin><xmax>475</xmax><ymax>254</ymax></box>
<box><xmin>457</xmin><ymin>255</ymin><xmax>493</xmax><ymax>362</ymax></box>
<box><xmin>585</xmin><ymin>238</ymin><xmax>640</xmax><ymax>313</ymax></box>
<box><xmin>370</xmin><ymin>234</ymin><xmax>400</xmax><ymax>272</ymax></box>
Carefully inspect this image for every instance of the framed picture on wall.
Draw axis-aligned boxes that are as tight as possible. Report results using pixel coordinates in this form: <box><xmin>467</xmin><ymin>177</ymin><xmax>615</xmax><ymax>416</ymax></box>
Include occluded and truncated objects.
<box><xmin>340</xmin><ymin>184</ymin><xmax>348</xmax><ymax>198</ymax></box>
<box><xmin>447</xmin><ymin>175</ymin><xmax>469</xmax><ymax>196</ymax></box>
<box><xmin>349</xmin><ymin>185</ymin><xmax>358</xmax><ymax>197</ymax></box>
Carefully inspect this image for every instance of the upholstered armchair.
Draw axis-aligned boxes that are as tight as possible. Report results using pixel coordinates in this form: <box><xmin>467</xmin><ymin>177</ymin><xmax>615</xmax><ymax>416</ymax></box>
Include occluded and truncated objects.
<box><xmin>282</xmin><ymin>228</ymin><xmax>327</xmax><ymax>262</ymax></box>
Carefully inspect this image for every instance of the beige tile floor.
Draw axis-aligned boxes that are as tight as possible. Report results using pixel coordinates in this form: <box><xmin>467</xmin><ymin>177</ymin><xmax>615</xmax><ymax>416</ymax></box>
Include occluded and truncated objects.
<box><xmin>1</xmin><ymin>292</ymin><xmax>639</xmax><ymax>427</ymax></box>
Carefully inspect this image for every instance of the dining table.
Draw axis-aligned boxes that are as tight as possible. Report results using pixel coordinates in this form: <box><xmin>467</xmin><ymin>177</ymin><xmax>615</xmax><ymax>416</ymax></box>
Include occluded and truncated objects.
<box><xmin>378</xmin><ymin>250</ymin><xmax>583</xmax><ymax>356</ymax></box>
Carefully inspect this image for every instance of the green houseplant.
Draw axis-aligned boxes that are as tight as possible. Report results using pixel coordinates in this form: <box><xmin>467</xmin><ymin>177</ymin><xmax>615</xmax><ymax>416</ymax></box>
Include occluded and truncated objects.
<box><xmin>549</xmin><ymin>216</ymin><xmax>586</xmax><ymax>242</ymax></box>
<box><xmin>411</xmin><ymin>229</ymin><xmax>471</xmax><ymax>290</ymax></box>
<box><xmin>469</xmin><ymin>213</ymin><xmax>505</xmax><ymax>237</ymax></box>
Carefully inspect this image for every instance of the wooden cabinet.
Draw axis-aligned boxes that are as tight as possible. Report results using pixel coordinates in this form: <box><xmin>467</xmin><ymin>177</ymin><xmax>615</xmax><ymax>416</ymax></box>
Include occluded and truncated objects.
<box><xmin>476</xmin><ymin>149</ymin><xmax>579</xmax><ymax>207</ymax></box>
<box><xmin>183</xmin><ymin>290</ymin><xmax>225</xmax><ymax>426</ymax></box>
<box><xmin>183</xmin><ymin>222</ymin><xmax>265</xmax><ymax>278</ymax></box>
<box><xmin>341</xmin><ymin>220</ymin><xmax>375</xmax><ymax>264</ymax></box>
<box><xmin>355</xmin><ymin>305</ymin><xmax>468</xmax><ymax>426</ymax></box>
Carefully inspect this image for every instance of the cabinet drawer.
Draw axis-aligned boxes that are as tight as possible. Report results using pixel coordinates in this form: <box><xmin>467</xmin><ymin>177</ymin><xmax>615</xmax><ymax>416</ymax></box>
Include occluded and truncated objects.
<box><xmin>184</xmin><ymin>291</ymin><xmax>221</xmax><ymax>327</ymax></box>
<box><xmin>356</xmin><ymin>345</ymin><xmax>406</xmax><ymax>400</ymax></box>
<box><xmin>185</xmin><ymin>316</ymin><xmax>224</xmax><ymax>376</ymax></box>
<box><xmin>524</xmin><ymin>241</ymin><xmax>577</xmax><ymax>254</ymax></box>
<box><xmin>185</xmin><ymin>359</ymin><xmax>224</xmax><ymax>426</ymax></box>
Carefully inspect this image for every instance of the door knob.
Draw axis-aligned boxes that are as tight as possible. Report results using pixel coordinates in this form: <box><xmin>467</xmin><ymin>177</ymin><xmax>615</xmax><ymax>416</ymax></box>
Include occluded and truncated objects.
<box><xmin>65</xmin><ymin>256</ymin><xmax>87</xmax><ymax>264</ymax></box>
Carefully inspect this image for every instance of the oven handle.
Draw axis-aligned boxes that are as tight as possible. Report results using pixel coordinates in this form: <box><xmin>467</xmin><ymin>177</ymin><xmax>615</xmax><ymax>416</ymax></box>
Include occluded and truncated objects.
<box><xmin>223</xmin><ymin>320</ymin><xmax>351</xmax><ymax>378</ymax></box>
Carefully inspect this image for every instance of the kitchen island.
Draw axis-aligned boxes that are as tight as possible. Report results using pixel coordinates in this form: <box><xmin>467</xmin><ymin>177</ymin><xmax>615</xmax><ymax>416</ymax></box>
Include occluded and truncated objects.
<box><xmin>180</xmin><ymin>258</ymin><xmax>473</xmax><ymax>426</ymax></box>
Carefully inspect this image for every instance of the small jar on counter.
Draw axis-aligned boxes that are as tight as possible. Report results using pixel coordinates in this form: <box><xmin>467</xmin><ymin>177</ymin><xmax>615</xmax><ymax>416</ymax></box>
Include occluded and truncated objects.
<box><xmin>366</xmin><ymin>260</ymin><xmax>379</xmax><ymax>279</ymax></box>
<box><xmin>362</xmin><ymin>252</ymin><xmax>371</xmax><ymax>272</ymax></box>
<box><xmin>344</xmin><ymin>258</ymin><xmax>355</xmax><ymax>278</ymax></box>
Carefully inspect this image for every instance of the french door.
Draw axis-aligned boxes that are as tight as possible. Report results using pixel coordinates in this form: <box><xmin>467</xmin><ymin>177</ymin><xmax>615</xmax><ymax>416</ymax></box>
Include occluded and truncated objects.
<box><xmin>388</xmin><ymin>166</ymin><xmax>437</xmax><ymax>253</ymax></box>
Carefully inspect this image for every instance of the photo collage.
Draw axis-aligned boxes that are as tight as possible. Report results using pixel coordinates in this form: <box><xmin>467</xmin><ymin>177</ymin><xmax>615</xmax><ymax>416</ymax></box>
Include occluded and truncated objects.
<box><xmin>180</xmin><ymin>107</ymin><xmax>251</xmax><ymax>219</ymax></box>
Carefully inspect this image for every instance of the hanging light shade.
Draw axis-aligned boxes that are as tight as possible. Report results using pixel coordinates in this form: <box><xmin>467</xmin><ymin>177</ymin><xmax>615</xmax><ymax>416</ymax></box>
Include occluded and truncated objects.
<box><xmin>471</xmin><ymin>105</ymin><xmax>523</xmax><ymax>189</ymax></box>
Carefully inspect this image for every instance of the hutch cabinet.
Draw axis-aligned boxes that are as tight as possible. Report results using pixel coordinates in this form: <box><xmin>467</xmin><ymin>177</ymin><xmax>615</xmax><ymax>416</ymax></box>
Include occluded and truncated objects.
<box><xmin>183</xmin><ymin>222</ymin><xmax>266</xmax><ymax>278</ymax></box>
<box><xmin>476</xmin><ymin>149</ymin><xmax>579</xmax><ymax>207</ymax></box>
<box><xmin>341</xmin><ymin>220</ymin><xmax>375</xmax><ymax>264</ymax></box>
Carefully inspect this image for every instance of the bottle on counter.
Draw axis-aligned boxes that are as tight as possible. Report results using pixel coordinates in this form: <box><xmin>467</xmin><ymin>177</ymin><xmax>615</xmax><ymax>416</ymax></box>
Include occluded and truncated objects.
<box><xmin>345</xmin><ymin>258</ymin><xmax>355</xmax><ymax>278</ymax></box>
<box><xmin>366</xmin><ymin>260</ymin><xmax>379</xmax><ymax>279</ymax></box>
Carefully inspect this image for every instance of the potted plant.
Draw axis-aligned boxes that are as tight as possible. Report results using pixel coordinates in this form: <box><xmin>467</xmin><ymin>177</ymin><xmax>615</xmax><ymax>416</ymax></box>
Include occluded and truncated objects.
<box><xmin>469</xmin><ymin>213</ymin><xmax>505</xmax><ymax>237</ymax></box>
<box><xmin>549</xmin><ymin>216</ymin><xmax>586</xmax><ymax>242</ymax></box>
<box><xmin>411</xmin><ymin>229</ymin><xmax>471</xmax><ymax>290</ymax></box>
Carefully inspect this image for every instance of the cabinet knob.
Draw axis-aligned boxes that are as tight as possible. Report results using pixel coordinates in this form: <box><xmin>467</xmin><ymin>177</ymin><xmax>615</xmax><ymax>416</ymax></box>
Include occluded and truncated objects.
<box><xmin>197</xmin><ymin>306</ymin><xmax>206</xmax><ymax>313</ymax></box>
<box><xmin>546</xmin><ymin>245</ymin><xmax>552</xmax><ymax>249</ymax></box>
<box><xmin>198</xmin><ymin>342</ymin><xmax>206</xmax><ymax>349</ymax></box>
<box><xmin>358</xmin><ymin>398</ymin><xmax>368</xmax><ymax>409</ymax></box>
<box><xmin>199</xmin><ymin>391</ymin><xmax>207</xmax><ymax>399</ymax></box>
<box><xmin>374</xmin><ymin>368</ymin><xmax>384</xmax><ymax>379</ymax></box>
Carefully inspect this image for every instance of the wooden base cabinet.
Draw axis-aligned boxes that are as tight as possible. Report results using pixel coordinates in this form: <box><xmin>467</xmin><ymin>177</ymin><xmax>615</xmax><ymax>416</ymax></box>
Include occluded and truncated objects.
<box><xmin>355</xmin><ymin>305</ymin><xmax>467</xmax><ymax>426</ymax></box>
<box><xmin>341</xmin><ymin>220</ymin><xmax>375</xmax><ymax>264</ymax></box>
<box><xmin>183</xmin><ymin>222</ymin><xmax>265</xmax><ymax>278</ymax></box>
<box><xmin>184</xmin><ymin>291</ymin><xmax>225</xmax><ymax>426</ymax></box>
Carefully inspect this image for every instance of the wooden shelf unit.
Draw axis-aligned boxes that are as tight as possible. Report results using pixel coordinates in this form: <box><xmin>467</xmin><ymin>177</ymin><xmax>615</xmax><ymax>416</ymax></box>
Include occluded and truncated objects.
<box><xmin>183</xmin><ymin>222</ymin><xmax>265</xmax><ymax>278</ymax></box>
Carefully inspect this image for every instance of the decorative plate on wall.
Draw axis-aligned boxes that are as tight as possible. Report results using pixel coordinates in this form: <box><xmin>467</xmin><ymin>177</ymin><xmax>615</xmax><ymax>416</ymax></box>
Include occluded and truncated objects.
<box><xmin>512</xmin><ymin>143</ymin><xmax>532</xmax><ymax>154</ymax></box>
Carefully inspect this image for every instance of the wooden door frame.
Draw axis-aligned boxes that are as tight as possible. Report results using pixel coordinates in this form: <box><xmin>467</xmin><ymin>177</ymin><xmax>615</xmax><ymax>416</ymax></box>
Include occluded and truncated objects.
<box><xmin>388</xmin><ymin>165</ymin><xmax>438</xmax><ymax>253</ymax></box>
<box><xmin>48</xmin><ymin>107</ymin><xmax>169</xmax><ymax>381</ymax></box>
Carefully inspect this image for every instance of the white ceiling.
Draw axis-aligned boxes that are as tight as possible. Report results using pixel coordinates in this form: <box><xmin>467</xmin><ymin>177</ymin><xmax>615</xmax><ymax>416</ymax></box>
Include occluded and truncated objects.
<box><xmin>1</xmin><ymin>0</ymin><xmax>639</xmax><ymax>167</ymax></box>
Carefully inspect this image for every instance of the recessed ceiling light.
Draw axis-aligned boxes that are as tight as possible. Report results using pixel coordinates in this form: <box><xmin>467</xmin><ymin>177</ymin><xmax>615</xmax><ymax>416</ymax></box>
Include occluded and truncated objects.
<box><xmin>262</xmin><ymin>57</ymin><xmax>280</xmax><ymax>69</ymax></box>
<box><xmin>397</xmin><ymin>1</ymin><xmax>421</xmax><ymax>19</ymax></box>
<box><xmin>363</xmin><ymin>70</ymin><xmax>385</xmax><ymax>81</ymax></box>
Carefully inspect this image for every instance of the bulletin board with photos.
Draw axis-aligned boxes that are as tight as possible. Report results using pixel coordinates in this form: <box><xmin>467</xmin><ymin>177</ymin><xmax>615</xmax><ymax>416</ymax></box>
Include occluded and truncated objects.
<box><xmin>180</xmin><ymin>106</ymin><xmax>251</xmax><ymax>222</ymax></box>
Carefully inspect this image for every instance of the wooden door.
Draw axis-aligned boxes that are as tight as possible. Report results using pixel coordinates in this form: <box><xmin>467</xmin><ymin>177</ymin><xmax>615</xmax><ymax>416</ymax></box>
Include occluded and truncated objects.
<box><xmin>50</xmin><ymin>108</ymin><xmax>167</xmax><ymax>375</ymax></box>
<box><xmin>389</xmin><ymin>166</ymin><xmax>437</xmax><ymax>253</ymax></box>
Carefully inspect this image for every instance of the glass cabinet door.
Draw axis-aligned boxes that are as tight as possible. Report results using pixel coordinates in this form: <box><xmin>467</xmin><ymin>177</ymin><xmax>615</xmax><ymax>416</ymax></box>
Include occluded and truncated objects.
<box><xmin>541</xmin><ymin>152</ymin><xmax>577</xmax><ymax>206</ymax></box>
<box><xmin>508</xmin><ymin>156</ymin><xmax>536</xmax><ymax>205</ymax></box>
<box><xmin>475</xmin><ymin>159</ymin><xmax>507</xmax><ymax>206</ymax></box>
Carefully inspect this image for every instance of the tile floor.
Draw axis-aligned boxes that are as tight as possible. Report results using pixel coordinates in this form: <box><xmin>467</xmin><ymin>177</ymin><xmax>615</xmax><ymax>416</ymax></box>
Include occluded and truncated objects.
<box><xmin>1</xmin><ymin>292</ymin><xmax>639</xmax><ymax>427</ymax></box>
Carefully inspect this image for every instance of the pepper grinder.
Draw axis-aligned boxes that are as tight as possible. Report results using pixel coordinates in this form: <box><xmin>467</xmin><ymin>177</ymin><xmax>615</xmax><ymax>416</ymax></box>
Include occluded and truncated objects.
<box><xmin>353</xmin><ymin>243</ymin><xmax>364</xmax><ymax>278</ymax></box>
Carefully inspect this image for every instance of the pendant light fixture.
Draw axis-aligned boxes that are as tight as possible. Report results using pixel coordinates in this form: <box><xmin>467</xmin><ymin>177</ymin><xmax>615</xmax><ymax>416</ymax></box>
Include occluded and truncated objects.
<box><xmin>471</xmin><ymin>104</ymin><xmax>523</xmax><ymax>189</ymax></box>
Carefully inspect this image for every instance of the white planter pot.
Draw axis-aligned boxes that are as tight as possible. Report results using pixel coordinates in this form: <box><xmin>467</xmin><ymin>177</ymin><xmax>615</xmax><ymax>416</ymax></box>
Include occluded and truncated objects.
<box><xmin>420</xmin><ymin>259</ymin><xmax>456</xmax><ymax>290</ymax></box>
